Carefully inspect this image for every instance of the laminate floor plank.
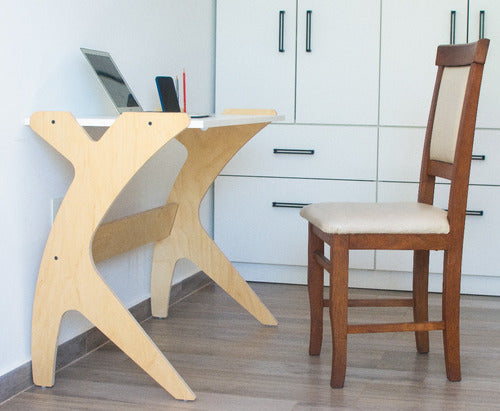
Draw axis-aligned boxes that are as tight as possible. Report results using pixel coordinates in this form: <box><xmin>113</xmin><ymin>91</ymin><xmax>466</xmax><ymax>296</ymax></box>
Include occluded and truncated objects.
<box><xmin>2</xmin><ymin>282</ymin><xmax>500</xmax><ymax>410</ymax></box>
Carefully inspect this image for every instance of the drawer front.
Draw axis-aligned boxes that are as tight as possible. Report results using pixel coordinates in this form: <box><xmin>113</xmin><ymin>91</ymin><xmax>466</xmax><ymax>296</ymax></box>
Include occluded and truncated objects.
<box><xmin>221</xmin><ymin>124</ymin><xmax>377</xmax><ymax>180</ymax></box>
<box><xmin>460</xmin><ymin>185</ymin><xmax>500</xmax><ymax>277</ymax></box>
<box><xmin>376</xmin><ymin>182</ymin><xmax>500</xmax><ymax>277</ymax></box>
<box><xmin>378</xmin><ymin>127</ymin><xmax>500</xmax><ymax>185</ymax></box>
<box><xmin>214</xmin><ymin>176</ymin><xmax>376</xmax><ymax>268</ymax></box>
<box><xmin>469</xmin><ymin>129</ymin><xmax>500</xmax><ymax>186</ymax></box>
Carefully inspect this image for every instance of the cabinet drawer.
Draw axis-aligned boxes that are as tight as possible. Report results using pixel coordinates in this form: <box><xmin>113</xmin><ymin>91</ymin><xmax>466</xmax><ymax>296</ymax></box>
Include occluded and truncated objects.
<box><xmin>376</xmin><ymin>182</ymin><xmax>500</xmax><ymax>277</ymax></box>
<box><xmin>221</xmin><ymin>124</ymin><xmax>377</xmax><ymax>180</ymax></box>
<box><xmin>460</xmin><ymin>185</ymin><xmax>500</xmax><ymax>277</ymax></box>
<box><xmin>469</xmin><ymin>129</ymin><xmax>500</xmax><ymax>186</ymax></box>
<box><xmin>378</xmin><ymin>127</ymin><xmax>500</xmax><ymax>185</ymax></box>
<box><xmin>214</xmin><ymin>176</ymin><xmax>376</xmax><ymax>268</ymax></box>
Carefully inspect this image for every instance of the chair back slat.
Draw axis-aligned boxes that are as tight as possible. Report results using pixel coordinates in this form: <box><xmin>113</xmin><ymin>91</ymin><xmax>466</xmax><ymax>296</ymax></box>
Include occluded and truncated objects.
<box><xmin>435</xmin><ymin>41</ymin><xmax>489</xmax><ymax>66</ymax></box>
<box><xmin>427</xmin><ymin>160</ymin><xmax>454</xmax><ymax>180</ymax></box>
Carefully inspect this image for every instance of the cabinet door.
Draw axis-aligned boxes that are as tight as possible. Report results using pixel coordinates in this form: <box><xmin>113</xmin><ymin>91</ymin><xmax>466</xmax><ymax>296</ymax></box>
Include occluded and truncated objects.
<box><xmin>380</xmin><ymin>0</ymin><xmax>467</xmax><ymax>127</ymax></box>
<box><xmin>295</xmin><ymin>0</ymin><xmax>380</xmax><ymax>125</ymax></box>
<box><xmin>214</xmin><ymin>176</ymin><xmax>376</xmax><ymax>269</ymax></box>
<box><xmin>469</xmin><ymin>1</ymin><xmax>500</xmax><ymax>128</ymax></box>
<box><xmin>215</xmin><ymin>0</ymin><xmax>296</xmax><ymax>122</ymax></box>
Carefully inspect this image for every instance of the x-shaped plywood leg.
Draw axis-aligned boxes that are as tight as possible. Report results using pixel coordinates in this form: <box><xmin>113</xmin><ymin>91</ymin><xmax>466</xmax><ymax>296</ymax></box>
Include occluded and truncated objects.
<box><xmin>30</xmin><ymin>111</ymin><xmax>196</xmax><ymax>400</ymax></box>
<box><xmin>150</xmin><ymin>110</ymin><xmax>278</xmax><ymax>326</ymax></box>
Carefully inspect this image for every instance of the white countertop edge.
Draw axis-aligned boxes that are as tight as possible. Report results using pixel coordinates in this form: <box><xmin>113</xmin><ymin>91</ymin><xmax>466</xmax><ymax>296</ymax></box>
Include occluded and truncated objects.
<box><xmin>24</xmin><ymin>113</ymin><xmax>285</xmax><ymax>129</ymax></box>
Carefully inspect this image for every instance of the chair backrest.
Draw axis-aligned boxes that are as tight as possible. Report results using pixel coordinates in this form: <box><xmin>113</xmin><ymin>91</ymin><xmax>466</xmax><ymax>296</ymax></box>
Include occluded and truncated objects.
<box><xmin>418</xmin><ymin>39</ymin><xmax>489</xmax><ymax>238</ymax></box>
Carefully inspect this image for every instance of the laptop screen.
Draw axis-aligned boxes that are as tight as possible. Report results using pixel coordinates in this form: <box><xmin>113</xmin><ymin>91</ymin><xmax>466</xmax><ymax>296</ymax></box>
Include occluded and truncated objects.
<box><xmin>81</xmin><ymin>48</ymin><xmax>142</xmax><ymax>113</ymax></box>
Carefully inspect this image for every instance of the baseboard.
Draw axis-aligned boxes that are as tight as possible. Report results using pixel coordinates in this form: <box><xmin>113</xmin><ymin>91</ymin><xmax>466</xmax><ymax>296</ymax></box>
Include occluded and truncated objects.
<box><xmin>0</xmin><ymin>271</ymin><xmax>212</xmax><ymax>404</ymax></box>
<box><xmin>232</xmin><ymin>262</ymin><xmax>500</xmax><ymax>296</ymax></box>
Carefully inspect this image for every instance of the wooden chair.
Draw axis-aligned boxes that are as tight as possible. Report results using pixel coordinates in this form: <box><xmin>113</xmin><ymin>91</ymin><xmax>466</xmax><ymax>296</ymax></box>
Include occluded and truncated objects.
<box><xmin>299</xmin><ymin>39</ymin><xmax>489</xmax><ymax>388</ymax></box>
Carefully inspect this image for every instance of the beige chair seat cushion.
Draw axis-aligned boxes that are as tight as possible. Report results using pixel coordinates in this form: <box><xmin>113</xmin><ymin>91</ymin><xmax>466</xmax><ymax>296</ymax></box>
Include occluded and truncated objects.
<box><xmin>300</xmin><ymin>202</ymin><xmax>450</xmax><ymax>235</ymax></box>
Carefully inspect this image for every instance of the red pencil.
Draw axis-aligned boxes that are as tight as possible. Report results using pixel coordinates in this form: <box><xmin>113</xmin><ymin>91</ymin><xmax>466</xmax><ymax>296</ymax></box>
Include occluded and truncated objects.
<box><xmin>183</xmin><ymin>69</ymin><xmax>186</xmax><ymax>113</ymax></box>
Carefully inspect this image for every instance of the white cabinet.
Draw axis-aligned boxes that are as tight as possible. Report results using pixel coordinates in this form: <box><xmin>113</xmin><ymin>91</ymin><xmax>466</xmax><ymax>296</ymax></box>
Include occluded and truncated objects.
<box><xmin>215</xmin><ymin>0</ymin><xmax>297</xmax><ymax>121</ymax></box>
<box><xmin>379</xmin><ymin>0</ymin><xmax>467</xmax><ymax>127</ymax></box>
<box><xmin>215</xmin><ymin>0</ymin><xmax>380</xmax><ymax>283</ymax></box>
<box><xmin>216</xmin><ymin>0</ymin><xmax>380</xmax><ymax>125</ymax></box>
<box><xmin>215</xmin><ymin>0</ymin><xmax>500</xmax><ymax>295</ymax></box>
<box><xmin>375</xmin><ymin>0</ymin><xmax>500</xmax><ymax>296</ymax></box>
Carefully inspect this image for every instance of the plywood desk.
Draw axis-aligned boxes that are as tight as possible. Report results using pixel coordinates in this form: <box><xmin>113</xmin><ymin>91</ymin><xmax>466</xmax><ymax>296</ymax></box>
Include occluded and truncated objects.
<box><xmin>28</xmin><ymin>109</ymin><xmax>282</xmax><ymax>400</ymax></box>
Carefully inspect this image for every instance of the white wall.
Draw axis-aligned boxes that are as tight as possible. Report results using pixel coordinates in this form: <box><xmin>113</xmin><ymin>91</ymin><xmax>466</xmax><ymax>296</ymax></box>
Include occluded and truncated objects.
<box><xmin>0</xmin><ymin>0</ymin><xmax>215</xmax><ymax>377</ymax></box>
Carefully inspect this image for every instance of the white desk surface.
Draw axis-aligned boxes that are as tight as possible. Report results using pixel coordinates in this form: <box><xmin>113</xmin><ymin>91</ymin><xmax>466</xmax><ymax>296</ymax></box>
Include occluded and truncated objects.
<box><xmin>25</xmin><ymin>113</ymin><xmax>284</xmax><ymax>129</ymax></box>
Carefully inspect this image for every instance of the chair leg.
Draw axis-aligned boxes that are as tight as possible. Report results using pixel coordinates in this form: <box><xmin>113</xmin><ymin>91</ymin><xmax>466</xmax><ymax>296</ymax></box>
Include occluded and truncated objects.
<box><xmin>442</xmin><ymin>249</ymin><xmax>462</xmax><ymax>381</ymax></box>
<box><xmin>308</xmin><ymin>224</ymin><xmax>324</xmax><ymax>356</ymax></box>
<box><xmin>329</xmin><ymin>235</ymin><xmax>349</xmax><ymax>389</ymax></box>
<box><xmin>413</xmin><ymin>250</ymin><xmax>430</xmax><ymax>353</ymax></box>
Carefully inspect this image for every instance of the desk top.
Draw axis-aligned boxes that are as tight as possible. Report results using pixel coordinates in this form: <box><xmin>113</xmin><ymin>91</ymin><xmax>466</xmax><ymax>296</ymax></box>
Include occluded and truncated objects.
<box><xmin>25</xmin><ymin>113</ymin><xmax>284</xmax><ymax>129</ymax></box>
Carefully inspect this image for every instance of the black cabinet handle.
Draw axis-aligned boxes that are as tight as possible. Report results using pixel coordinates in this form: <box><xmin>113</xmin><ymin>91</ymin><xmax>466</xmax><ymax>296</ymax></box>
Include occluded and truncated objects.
<box><xmin>466</xmin><ymin>210</ymin><xmax>484</xmax><ymax>216</ymax></box>
<box><xmin>450</xmin><ymin>10</ymin><xmax>456</xmax><ymax>44</ymax></box>
<box><xmin>444</xmin><ymin>208</ymin><xmax>484</xmax><ymax>217</ymax></box>
<box><xmin>306</xmin><ymin>10</ymin><xmax>312</xmax><ymax>52</ymax></box>
<box><xmin>279</xmin><ymin>10</ymin><xmax>285</xmax><ymax>52</ymax></box>
<box><xmin>272</xmin><ymin>202</ymin><xmax>310</xmax><ymax>209</ymax></box>
<box><xmin>273</xmin><ymin>148</ymin><xmax>315</xmax><ymax>155</ymax></box>
<box><xmin>479</xmin><ymin>10</ymin><xmax>485</xmax><ymax>40</ymax></box>
<box><xmin>471</xmin><ymin>154</ymin><xmax>486</xmax><ymax>161</ymax></box>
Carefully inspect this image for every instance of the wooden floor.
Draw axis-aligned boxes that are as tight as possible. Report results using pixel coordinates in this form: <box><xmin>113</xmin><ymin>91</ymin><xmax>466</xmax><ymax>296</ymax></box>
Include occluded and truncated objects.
<box><xmin>2</xmin><ymin>282</ymin><xmax>500</xmax><ymax>410</ymax></box>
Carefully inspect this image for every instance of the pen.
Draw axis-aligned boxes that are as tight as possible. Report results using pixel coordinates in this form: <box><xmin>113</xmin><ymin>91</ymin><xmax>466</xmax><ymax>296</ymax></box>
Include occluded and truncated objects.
<box><xmin>183</xmin><ymin>69</ymin><xmax>186</xmax><ymax>113</ymax></box>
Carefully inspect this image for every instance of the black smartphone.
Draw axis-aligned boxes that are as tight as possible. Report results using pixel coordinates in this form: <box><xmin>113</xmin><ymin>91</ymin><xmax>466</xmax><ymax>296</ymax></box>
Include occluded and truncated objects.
<box><xmin>155</xmin><ymin>76</ymin><xmax>181</xmax><ymax>112</ymax></box>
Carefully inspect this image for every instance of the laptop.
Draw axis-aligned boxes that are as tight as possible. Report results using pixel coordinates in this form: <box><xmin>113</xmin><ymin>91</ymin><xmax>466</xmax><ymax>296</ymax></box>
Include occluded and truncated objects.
<box><xmin>81</xmin><ymin>48</ymin><xmax>142</xmax><ymax>113</ymax></box>
<box><xmin>81</xmin><ymin>47</ymin><xmax>209</xmax><ymax>117</ymax></box>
